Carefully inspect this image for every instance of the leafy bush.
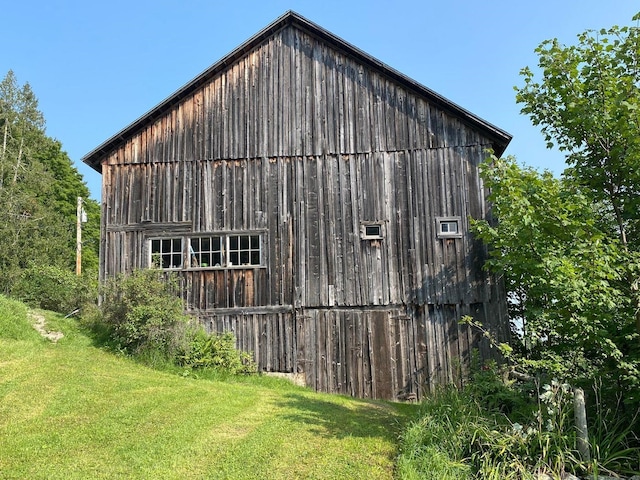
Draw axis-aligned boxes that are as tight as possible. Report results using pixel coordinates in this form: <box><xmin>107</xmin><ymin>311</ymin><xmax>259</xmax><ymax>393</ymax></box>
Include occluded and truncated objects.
<box><xmin>465</xmin><ymin>355</ymin><xmax>530</xmax><ymax>418</ymax></box>
<box><xmin>12</xmin><ymin>264</ymin><xmax>96</xmax><ymax>314</ymax></box>
<box><xmin>179</xmin><ymin>328</ymin><xmax>256</xmax><ymax>375</ymax></box>
<box><xmin>90</xmin><ymin>268</ymin><xmax>256</xmax><ymax>377</ymax></box>
<box><xmin>99</xmin><ymin>269</ymin><xmax>190</xmax><ymax>360</ymax></box>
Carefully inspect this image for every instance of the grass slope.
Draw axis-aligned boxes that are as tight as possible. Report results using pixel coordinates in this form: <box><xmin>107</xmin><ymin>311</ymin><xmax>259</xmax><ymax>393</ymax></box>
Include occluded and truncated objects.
<box><xmin>0</xmin><ymin>296</ymin><xmax>415</xmax><ymax>479</ymax></box>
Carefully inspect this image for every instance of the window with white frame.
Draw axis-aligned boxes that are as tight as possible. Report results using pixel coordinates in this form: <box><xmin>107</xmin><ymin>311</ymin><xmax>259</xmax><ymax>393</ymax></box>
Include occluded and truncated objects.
<box><xmin>360</xmin><ymin>222</ymin><xmax>384</xmax><ymax>240</ymax></box>
<box><xmin>150</xmin><ymin>238</ymin><xmax>183</xmax><ymax>269</ymax></box>
<box><xmin>150</xmin><ymin>233</ymin><xmax>263</xmax><ymax>270</ymax></box>
<box><xmin>189</xmin><ymin>236</ymin><xmax>223</xmax><ymax>267</ymax></box>
<box><xmin>436</xmin><ymin>217</ymin><xmax>463</xmax><ymax>238</ymax></box>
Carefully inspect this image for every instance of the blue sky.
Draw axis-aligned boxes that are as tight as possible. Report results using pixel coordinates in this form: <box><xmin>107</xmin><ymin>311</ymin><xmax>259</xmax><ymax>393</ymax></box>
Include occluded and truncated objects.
<box><xmin>2</xmin><ymin>1</ymin><xmax>638</xmax><ymax>200</ymax></box>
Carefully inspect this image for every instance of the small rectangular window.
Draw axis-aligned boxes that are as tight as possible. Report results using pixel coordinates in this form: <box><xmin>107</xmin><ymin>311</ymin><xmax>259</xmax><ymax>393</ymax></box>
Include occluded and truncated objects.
<box><xmin>360</xmin><ymin>222</ymin><xmax>384</xmax><ymax>240</ymax></box>
<box><xmin>365</xmin><ymin>225</ymin><xmax>381</xmax><ymax>237</ymax></box>
<box><xmin>151</xmin><ymin>237</ymin><xmax>183</xmax><ymax>269</ymax></box>
<box><xmin>436</xmin><ymin>217</ymin><xmax>463</xmax><ymax>238</ymax></box>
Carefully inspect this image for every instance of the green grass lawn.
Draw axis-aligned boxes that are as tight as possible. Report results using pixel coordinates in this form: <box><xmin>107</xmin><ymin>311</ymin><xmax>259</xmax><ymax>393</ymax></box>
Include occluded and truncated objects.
<box><xmin>0</xmin><ymin>296</ymin><xmax>416</xmax><ymax>479</ymax></box>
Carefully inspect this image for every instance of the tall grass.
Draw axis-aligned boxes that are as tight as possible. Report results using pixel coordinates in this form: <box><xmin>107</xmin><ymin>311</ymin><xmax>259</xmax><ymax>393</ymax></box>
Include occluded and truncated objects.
<box><xmin>397</xmin><ymin>363</ymin><xmax>640</xmax><ymax>479</ymax></box>
<box><xmin>396</xmin><ymin>387</ymin><xmax>476</xmax><ymax>479</ymax></box>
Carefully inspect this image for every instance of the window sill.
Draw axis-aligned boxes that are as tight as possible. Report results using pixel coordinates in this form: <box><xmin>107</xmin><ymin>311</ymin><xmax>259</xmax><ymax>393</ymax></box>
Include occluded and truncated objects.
<box><xmin>185</xmin><ymin>265</ymin><xmax>266</xmax><ymax>271</ymax></box>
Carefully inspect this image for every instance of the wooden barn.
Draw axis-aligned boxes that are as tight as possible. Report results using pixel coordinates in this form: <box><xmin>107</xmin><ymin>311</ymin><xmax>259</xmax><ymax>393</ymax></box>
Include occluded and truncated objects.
<box><xmin>83</xmin><ymin>11</ymin><xmax>512</xmax><ymax>401</ymax></box>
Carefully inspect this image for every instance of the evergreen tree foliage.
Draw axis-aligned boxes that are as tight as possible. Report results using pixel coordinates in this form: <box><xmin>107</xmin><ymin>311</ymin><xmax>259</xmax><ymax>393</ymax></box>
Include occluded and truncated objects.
<box><xmin>0</xmin><ymin>70</ymin><xmax>99</xmax><ymax>300</ymax></box>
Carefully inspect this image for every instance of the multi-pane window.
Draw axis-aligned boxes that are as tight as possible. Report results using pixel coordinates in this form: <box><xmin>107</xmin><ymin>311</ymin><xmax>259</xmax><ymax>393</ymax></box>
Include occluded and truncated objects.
<box><xmin>436</xmin><ymin>217</ymin><xmax>463</xmax><ymax>238</ymax></box>
<box><xmin>150</xmin><ymin>238</ymin><xmax>183</xmax><ymax>269</ymax></box>
<box><xmin>440</xmin><ymin>221</ymin><xmax>458</xmax><ymax>234</ymax></box>
<box><xmin>228</xmin><ymin>234</ymin><xmax>261</xmax><ymax>266</ymax></box>
<box><xmin>190</xmin><ymin>236</ymin><xmax>223</xmax><ymax>267</ymax></box>
<box><xmin>150</xmin><ymin>233</ymin><xmax>262</xmax><ymax>270</ymax></box>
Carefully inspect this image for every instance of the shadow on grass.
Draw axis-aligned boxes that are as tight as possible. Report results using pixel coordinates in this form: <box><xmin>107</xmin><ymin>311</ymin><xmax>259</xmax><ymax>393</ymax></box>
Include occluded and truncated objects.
<box><xmin>280</xmin><ymin>392</ymin><xmax>417</xmax><ymax>441</ymax></box>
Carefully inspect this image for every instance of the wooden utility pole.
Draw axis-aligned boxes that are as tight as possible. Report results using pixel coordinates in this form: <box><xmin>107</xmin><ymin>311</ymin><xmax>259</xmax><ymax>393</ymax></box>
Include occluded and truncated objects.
<box><xmin>76</xmin><ymin>196</ymin><xmax>82</xmax><ymax>276</ymax></box>
<box><xmin>574</xmin><ymin>387</ymin><xmax>591</xmax><ymax>463</ymax></box>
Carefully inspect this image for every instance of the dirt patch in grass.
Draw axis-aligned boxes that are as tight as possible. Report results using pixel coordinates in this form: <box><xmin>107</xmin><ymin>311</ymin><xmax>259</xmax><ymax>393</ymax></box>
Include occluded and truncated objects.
<box><xmin>28</xmin><ymin>311</ymin><xmax>64</xmax><ymax>343</ymax></box>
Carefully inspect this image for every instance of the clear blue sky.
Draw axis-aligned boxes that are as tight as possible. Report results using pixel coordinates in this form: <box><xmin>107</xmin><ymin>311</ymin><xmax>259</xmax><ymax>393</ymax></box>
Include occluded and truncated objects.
<box><xmin>2</xmin><ymin>0</ymin><xmax>638</xmax><ymax>200</ymax></box>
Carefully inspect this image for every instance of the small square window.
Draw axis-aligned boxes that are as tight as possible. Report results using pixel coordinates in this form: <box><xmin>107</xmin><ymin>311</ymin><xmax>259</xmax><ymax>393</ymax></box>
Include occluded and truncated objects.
<box><xmin>360</xmin><ymin>222</ymin><xmax>384</xmax><ymax>240</ymax></box>
<box><xmin>436</xmin><ymin>217</ymin><xmax>463</xmax><ymax>238</ymax></box>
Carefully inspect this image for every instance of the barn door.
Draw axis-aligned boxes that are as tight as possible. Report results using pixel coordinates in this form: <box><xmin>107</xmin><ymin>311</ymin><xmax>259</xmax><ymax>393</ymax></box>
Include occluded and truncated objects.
<box><xmin>368</xmin><ymin>310</ymin><xmax>393</xmax><ymax>399</ymax></box>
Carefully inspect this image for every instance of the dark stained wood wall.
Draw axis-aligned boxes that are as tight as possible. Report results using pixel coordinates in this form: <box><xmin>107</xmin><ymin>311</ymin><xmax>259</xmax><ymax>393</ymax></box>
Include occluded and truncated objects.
<box><xmin>98</xmin><ymin>23</ymin><xmax>508</xmax><ymax>400</ymax></box>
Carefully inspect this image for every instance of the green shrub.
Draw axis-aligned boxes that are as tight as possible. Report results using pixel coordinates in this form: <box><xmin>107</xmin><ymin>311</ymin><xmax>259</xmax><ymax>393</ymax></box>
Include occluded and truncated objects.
<box><xmin>466</xmin><ymin>356</ymin><xmax>530</xmax><ymax>419</ymax></box>
<box><xmin>12</xmin><ymin>264</ymin><xmax>96</xmax><ymax>314</ymax></box>
<box><xmin>99</xmin><ymin>269</ymin><xmax>190</xmax><ymax>360</ymax></box>
<box><xmin>91</xmin><ymin>268</ymin><xmax>256</xmax><ymax>377</ymax></box>
<box><xmin>179</xmin><ymin>328</ymin><xmax>256</xmax><ymax>375</ymax></box>
<box><xmin>399</xmin><ymin>363</ymin><xmax>640</xmax><ymax>478</ymax></box>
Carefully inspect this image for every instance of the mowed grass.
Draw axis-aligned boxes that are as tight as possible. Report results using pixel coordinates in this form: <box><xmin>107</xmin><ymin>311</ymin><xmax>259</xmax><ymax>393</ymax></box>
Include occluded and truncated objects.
<box><xmin>0</xmin><ymin>296</ymin><xmax>416</xmax><ymax>479</ymax></box>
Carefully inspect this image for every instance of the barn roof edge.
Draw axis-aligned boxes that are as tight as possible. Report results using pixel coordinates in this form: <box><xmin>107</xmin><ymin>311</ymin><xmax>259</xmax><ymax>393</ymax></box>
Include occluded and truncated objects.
<box><xmin>82</xmin><ymin>10</ymin><xmax>512</xmax><ymax>173</ymax></box>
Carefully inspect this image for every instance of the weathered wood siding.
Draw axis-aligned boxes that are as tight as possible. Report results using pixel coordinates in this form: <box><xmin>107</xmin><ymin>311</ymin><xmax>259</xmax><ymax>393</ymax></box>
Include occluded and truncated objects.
<box><xmin>203</xmin><ymin>302</ymin><xmax>506</xmax><ymax>400</ymax></box>
<box><xmin>102</xmin><ymin>150</ymin><xmax>496</xmax><ymax>307</ymax></box>
<box><xmin>98</xmin><ymin>22</ymin><xmax>508</xmax><ymax>400</ymax></box>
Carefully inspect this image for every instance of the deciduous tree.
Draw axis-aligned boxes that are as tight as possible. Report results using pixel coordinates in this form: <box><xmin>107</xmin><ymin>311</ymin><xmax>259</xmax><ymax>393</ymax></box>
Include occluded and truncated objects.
<box><xmin>0</xmin><ymin>70</ymin><xmax>99</xmax><ymax>296</ymax></box>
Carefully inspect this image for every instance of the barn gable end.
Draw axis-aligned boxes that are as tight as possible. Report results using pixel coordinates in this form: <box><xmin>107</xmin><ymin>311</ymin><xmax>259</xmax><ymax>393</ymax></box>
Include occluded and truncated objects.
<box><xmin>84</xmin><ymin>11</ymin><xmax>511</xmax><ymax>400</ymax></box>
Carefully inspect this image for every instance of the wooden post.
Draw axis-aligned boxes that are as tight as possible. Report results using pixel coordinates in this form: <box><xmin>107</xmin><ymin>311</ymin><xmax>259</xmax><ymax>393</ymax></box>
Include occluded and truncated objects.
<box><xmin>76</xmin><ymin>196</ymin><xmax>82</xmax><ymax>276</ymax></box>
<box><xmin>574</xmin><ymin>387</ymin><xmax>591</xmax><ymax>463</ymax></box>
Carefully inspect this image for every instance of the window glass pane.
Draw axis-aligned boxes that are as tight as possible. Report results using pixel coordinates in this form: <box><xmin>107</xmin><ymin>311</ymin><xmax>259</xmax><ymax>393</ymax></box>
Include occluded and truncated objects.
<box><xmin>251</xmin><ymin>251</ymin><xmax>260</xmax><ymax>265</ymax></box>
<box><xmin>365</xmin><ymin>225</ymin><xmax>381</xmax><ymax>237</ymax></box>
<box><xmin>240</xmin><ymin>236</ymin><xmax>249</xmax><ymax>249</ymax></box>
<box><xmin>162</xmin><ymin>239</ymin><xmax>171</xmax><ymax>251</ymax></box>
<box><xmin>213</xmin><ymin>236</ymin><xmax>221</xmax><ymax>250</ymax></box>
<box><xmin>437</xmin><ymin>219</ymin><xmax>461</xmax><ymax>237</ymax></box>
<box><xmin>230</xmin><ymin>251</ymin><xmax>239</xmax><ymax>265</ymax></box>
<box><xmin>212</xmin><ymin>251</ymin><xmax>222</xmax><ymax>266</ymax></box>
<box><xmin>240</xmin><ymin>251</ymin><xmax>250</xmax><ymax>265</ymax></box>
<box><xmin>250</xmin><ymin>236</ymin><xmax>259</xmax><ymax>249</ymax></box>
<box><xmin>151</xmin><ymin>239</ymin><xmax>160</xmax><ymax>253</ymax></box>
<box><xmin>201</xmin><ymin>237</ymin><xmax>210</xmax><ymax>251</ymax></box>
<box><xmin>229</xmin><ymin>236</ymin><xmax>238</xmax><ymax>250</ymax></box>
